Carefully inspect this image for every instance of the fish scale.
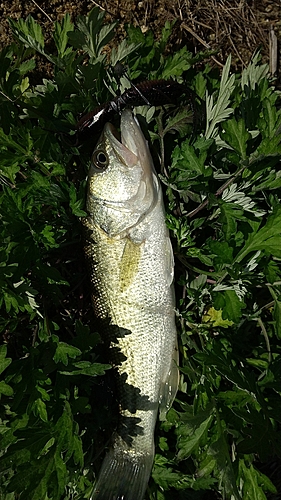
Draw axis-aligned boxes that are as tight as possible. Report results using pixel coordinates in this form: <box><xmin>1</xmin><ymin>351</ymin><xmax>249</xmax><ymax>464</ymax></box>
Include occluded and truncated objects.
<box><xmin>84</xmin><ymin>109</ymin><xmax>178</xmax><ymax>500</ymax></box>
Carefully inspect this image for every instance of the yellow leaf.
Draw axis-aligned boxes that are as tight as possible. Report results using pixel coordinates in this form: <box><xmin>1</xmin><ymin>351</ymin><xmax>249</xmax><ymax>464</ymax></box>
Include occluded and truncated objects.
<box><xmin>202</xmin><ymin>307</ymin><xmax>234</xmax><ymax>328</ymax></box>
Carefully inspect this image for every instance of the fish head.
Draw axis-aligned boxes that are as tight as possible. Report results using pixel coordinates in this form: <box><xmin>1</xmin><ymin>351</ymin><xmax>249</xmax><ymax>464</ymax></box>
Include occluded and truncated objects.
<box><xmin>86</xmin><ymin>109</ymin><xmax>158</xmax><ymax>237</ymax></box>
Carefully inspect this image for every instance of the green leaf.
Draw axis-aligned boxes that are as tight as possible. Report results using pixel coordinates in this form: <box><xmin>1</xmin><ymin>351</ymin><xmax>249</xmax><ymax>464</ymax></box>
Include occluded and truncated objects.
<box><xmin>152</xmin><ymin>456</ymin><xmax>184</xmax><ymax>490</ymax></box>
<box><xmin>241</xmin><ymin>52</ymin><xmax>269</xmax><ymax>90</ymax></box>
<box><xmin>219</xmin><ymin>202</ymin><xmax>239</xmax><ymax>240</ymax></box>
<box><xmin>261</xmin><ymin>98</ymin><xmax>281</xmax><ymax>138</ymax></box>
<box><xmin>176</xmin><ymin>404</ymin><xmax>214</xmax><ymax>460</ymax></box>
<box><xmin>256</xmin><ymin>134</ymin><xmax>281</xmax><ymax>156</ymax></box>
<box><xmin>53</xmin><ymin>342</ymin><xmax>82</xmax><ymax>366</ymax></box>
<box><xmin>246</xmin><ymin>358</ymin><xmax>269</xmax><ymax>370</ymax></box>
<box><xmin>40</xmin><ymin>225</ymin><xmax>58</xmax><ymax>249</ymax></box>
<box><xmin>171</xmin><ymin>137</ymin><xmax>213</xmax><ymax>184</ymax></box>
<box><xmin>110</xmin><ymin>39</ymin><xmax>141</xmax><ymax>67</ymax></box>
<box><xmin>0</xmin><ymin>380</ymin><xmax>13</xmax><ymax>396</ymax></box>
<box><xmin>205</xmin><ymin>55</ymin><xmax>235</xmax><ymax>138</ymax></box>
<box><xmin>210</xmin><ymin>431</ymin><xmax>241</xmax><ymax>500</ymax></box>
<box><xmin>53</xmin><ymin>13</ymin><xmax>74</xmax><ymax>59</ymax></box>
<box><xmin>208</xmin><ymin>240</ymin><xmax>234</xmax><ymax>267</ymax></box>
<box><xmin>0</xmin><ymin>345</ymin><xmax>12</xmax><ymax>375</ymax></box>
<box><xmin>236</xmin><ymin>206</ymin><xmax>281</xmax><ymax>262</ymax></box>
<box><xmin>213</xmin><ymin>290</ymin><xmax>246</xmax><ymax>323</ymax></box>
<box><xmin>71</xmin><ymin>8</ymin><xmax>116</xmax><ymax>60</ymax></box>
<box><xmin>157</xmin><ymin>20</ymin><xmax>175</xmax><ymax>52</ymax></box>
<box><xmin>32</xmin><ymin>399</ymin><xmax>48</xmax><ymax>423</ymax></box>
<box><xmin>222</xmin><ymin>118</ymin><xmax>251</xmax><ymax>160</ymax></box>
<box><xmin>19</xmin><ymin>59</ymin><xmax>36</xmax><ymax>75</ymax></box>
<box><xmin>194</xmin><ymin>71</ymin><xmax>207</xmax><ymax>99</ymax></box>
<box><xmin>59</xmin><ymin>361</ymin><xmax>111</xmax><ymax>376</ymax></box>
<box><xmin>161</xmin><ymin>46</ymin><xmax>192</xmax><ymax>79</ymax></box>
<box><xmin>69</xmin><ymin>183</ymin><xmax>87</xmax><ymax>217</ymax></box>
<box><xmin>9</xmin><ymin>16</ymin><xmax>45</xmax><ymax>53</ymax></box>
<box><xmin>239</xmin><ymin>460</ymin><xmax>277</xmax><ymax>499</ymax></box>
<box><xmin>162</xmin><ymin>107</ymin><xmax>193</xmax><ymax>136</ymax></box>
<box><xmin>72</xmin><ymin>433</ymin><xmax>84</xmax><ymax>466</ymax></box>
<box><xmin>54</xmin><ymin>402</ymin><xmax>73</xmax><ymax>454</ymax></box>
<box><xmin>197</xmin><ymin>454</ymin><xmax>217</xmax><ymax>478</ymax></box>
<box><xmin>53</xmin><ymin>451</ymin><xmax>67</xmax><ymax>496</ymax></box>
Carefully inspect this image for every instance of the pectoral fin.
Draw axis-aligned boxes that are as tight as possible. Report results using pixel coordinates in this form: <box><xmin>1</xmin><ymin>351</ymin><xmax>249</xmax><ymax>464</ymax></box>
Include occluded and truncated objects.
<box><xmin>119</xmin><ymin>238</ymin><xmax>142</xmax><ymax>293</ymax></box>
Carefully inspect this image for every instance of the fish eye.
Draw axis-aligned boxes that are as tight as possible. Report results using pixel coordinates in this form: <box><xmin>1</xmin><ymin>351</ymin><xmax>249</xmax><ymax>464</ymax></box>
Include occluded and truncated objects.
<box><xmin>92</xmin><ymin>150</ymin><xmax>109</xmax><ymax>171</ymax></box>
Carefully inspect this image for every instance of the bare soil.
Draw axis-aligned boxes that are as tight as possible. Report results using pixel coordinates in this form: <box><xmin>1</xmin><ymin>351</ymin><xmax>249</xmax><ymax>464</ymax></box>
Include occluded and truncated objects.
<box><xmin>0</xmin><ymin>0</ymin><xmax>280</xmax><ymax>80</ymax></box>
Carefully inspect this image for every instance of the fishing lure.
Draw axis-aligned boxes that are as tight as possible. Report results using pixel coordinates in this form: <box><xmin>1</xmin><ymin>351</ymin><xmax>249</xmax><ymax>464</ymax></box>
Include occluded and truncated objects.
<box><xmin>76</xmin><ymin>79</ymin><xmax>196</xmax><ymax>142</ymax></box>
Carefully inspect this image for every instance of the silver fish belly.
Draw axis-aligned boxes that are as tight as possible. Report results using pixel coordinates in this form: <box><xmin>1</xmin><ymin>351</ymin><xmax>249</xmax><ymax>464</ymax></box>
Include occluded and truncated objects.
<box><xmin>84</xmin><ymin>109</ymin><xmax>178</xmax><ymax>500</ymax></box>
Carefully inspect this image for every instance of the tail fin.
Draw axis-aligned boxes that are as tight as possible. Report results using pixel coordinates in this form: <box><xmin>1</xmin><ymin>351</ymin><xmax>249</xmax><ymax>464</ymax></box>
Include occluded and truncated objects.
<box><xmin>91</xmin><ymin>447</ymin><xmax>154</xmax><ymax>500</ymax></box>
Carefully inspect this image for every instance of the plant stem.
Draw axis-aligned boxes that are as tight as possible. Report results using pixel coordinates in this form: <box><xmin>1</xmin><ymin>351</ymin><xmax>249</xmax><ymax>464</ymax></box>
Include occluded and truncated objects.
<box><xmin>257</xmin><ymin>317</ymin><xmax>272</xmax><ymax>363</ymax></box>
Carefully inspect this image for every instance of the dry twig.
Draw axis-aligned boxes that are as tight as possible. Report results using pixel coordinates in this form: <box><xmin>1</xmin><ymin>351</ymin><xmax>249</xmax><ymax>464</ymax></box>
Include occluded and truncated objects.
<box><xmin>30</xmin><ymin>0</ymin><xmax>53</xmax><ymax>22</ymax></box>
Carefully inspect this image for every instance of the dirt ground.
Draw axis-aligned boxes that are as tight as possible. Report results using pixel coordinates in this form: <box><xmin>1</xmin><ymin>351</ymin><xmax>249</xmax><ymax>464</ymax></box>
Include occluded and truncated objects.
<box><xmin>0</xmin><ymin>0</ymin><xmax>280</xmax><ymax>80</ymax></box>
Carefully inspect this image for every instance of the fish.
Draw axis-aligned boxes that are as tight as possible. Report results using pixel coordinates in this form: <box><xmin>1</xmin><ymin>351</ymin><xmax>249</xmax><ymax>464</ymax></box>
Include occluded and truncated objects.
<box><xmin>84</xmin><ymin>109</ymin><xmax>178</xmax><ymax>500</ymax></box>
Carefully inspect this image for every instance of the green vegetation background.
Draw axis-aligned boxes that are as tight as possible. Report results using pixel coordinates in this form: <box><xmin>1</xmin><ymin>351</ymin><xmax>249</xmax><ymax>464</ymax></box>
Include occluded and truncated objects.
<box><xmin>0</xmin><ymin>9</ymin><xmax>281</xmax><ymax>500</ymax></box>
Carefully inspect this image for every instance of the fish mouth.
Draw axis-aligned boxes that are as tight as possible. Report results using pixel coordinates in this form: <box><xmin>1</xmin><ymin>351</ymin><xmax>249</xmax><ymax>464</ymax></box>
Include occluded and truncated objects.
<box><xmin>104</xmin><ymin>109</ymin><xmax>152</xmax><ymax>171</ymax></box>
<box><xmin>120</xmin><ymin>109</ymin><xmax>144</xmax><ymax>157</ymax></box>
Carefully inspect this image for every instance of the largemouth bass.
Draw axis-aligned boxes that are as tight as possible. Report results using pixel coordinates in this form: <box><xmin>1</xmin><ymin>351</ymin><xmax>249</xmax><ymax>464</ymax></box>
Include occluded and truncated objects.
<box><xmin>84</xmin><ymin>109</ymin><xmax>178</xmax><ymax>500</ymax></box>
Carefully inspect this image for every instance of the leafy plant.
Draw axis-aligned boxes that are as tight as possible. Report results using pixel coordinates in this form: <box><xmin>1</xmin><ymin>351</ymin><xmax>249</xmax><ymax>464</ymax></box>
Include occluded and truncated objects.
<box><xmin>0</xmin><ymin>8</ymin><xmax>280</xmax><ymax>500</ymax></box>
